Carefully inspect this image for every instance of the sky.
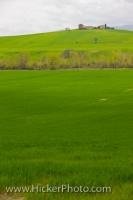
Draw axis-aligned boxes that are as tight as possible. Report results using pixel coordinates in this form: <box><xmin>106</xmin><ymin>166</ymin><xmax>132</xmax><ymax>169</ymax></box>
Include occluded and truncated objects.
<box><xmin>0</xmin><ymin>0</ymin><xmax>133</xmax><ymax>35</ymax></box>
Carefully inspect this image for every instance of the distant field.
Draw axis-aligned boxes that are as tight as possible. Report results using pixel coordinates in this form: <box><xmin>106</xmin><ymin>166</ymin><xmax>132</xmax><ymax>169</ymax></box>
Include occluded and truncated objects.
<box><xmin>0</xmin><ymin>70</ymin><xmax>133</xmax><ymax>200</ymax></box>
<box><xmin>0</xmin><ymin>29</ymin><xmax>133</xmax><ymax>68</ymax></box>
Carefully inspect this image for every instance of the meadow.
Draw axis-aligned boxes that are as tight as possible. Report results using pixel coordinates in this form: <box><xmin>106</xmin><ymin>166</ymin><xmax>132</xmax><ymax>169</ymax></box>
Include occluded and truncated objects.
<box><xmin>0</xmin><ymin>29</ymin><xmax>133</xmax><ymax>69</ymax></box>
<box><xmin>0</xmin><ymin>70</ymin><xmax>133</xmax><ymax>200</ymax></box>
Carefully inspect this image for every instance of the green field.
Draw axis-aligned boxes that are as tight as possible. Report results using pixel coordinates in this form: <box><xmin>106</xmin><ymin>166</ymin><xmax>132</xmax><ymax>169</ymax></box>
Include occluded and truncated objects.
<box><xmin>0</xmin><ymin>29</ymin><xmax>133</xmax><ymax>68</ymax></box>
<box><xmin>0</xmin><ymin>70</ymin><xmax>133</xmax><ymax>200</ymax></box>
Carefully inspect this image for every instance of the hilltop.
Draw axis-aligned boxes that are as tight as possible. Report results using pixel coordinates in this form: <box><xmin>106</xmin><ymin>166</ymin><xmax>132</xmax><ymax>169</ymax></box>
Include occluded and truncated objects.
<box><xmin>0</xmin><ymin>29</ymin><xmax>133</xmax><ymax>69</ymax></box>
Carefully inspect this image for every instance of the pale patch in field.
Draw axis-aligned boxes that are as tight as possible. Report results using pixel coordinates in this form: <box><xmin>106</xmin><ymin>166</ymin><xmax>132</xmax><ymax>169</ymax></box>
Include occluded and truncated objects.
<box><xmin>126</xmin><ymin>88</ymin><xmax>133</xmax><ymax>92</ymax></box>
<box><xmin>0</xmin><ymin>194</ymin><xmax>24</xmax><ymax>200</ymax></box>
<box><xmin>99</xmin><ymin>98</ymin><xmax>108</xmax><ymax>102</ymax></box>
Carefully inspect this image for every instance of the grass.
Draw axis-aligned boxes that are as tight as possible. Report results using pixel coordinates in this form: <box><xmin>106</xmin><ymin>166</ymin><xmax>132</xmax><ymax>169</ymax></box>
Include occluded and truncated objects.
<box><xmin>0</xmin><ymin>70</ymin><xmax>133</xmax><ymax>200</ymax></box>
<box><xmin>0</xmin><ymin>29</ymin><xmax>133</xmax><ymax>68</ymax></box>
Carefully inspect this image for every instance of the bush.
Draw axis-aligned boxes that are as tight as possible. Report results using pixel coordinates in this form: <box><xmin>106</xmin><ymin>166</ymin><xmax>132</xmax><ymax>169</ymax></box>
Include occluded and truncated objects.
<box><xmin>62</xmin><ymin>50</ymin><xmax>73</xmax><ymax>59</ymax></box>
<box><xmin>17</xmin><ymin>54</ymin><xmax>29</xmax><ymax>69</ymax></box>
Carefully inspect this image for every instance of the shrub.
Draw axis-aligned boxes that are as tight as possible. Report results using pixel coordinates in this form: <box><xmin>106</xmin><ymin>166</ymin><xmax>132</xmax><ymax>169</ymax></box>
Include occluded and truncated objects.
<box><xmin>17</xmin><ymin>54</ymin><xmax>29</xmax><ymax>69</ymax></box>
<box><xmin>62</xmin><ymin>50</ymin><xmax>73</xmax><ymax>59</ymax></box>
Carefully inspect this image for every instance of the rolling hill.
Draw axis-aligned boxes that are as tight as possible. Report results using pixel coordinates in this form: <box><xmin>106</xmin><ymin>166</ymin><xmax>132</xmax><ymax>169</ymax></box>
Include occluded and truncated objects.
<box><xmin>0</xmin><ymin>29</ymin><xmax>133</xmax><ymax>69</ymax></box>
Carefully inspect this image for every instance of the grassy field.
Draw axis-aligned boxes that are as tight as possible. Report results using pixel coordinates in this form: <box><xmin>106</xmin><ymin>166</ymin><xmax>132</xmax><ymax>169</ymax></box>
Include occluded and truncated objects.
<box><xmin>0</xmin><ymin>29</ymin><xmax>133</xmax><ymax>68</ymax></box>
<box><xmin>0</xmin><ymin>70</ymin><xmax>133</xmax><ymax>200</ymax></box>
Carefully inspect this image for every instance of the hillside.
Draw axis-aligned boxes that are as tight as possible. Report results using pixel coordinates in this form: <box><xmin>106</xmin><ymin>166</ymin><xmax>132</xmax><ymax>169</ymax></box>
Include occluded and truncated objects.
<box><xmin>0</xmin><ymin>29</ymin><xmax>133</xmax><ymax>69</ymax></box>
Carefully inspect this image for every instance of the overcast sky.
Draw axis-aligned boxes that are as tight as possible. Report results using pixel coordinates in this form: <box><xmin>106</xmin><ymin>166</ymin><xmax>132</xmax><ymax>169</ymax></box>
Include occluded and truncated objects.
<box><xmin>0</xmin><ymin>0</ymin><xmax>133</xmax><ymax>35</ymax></box>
